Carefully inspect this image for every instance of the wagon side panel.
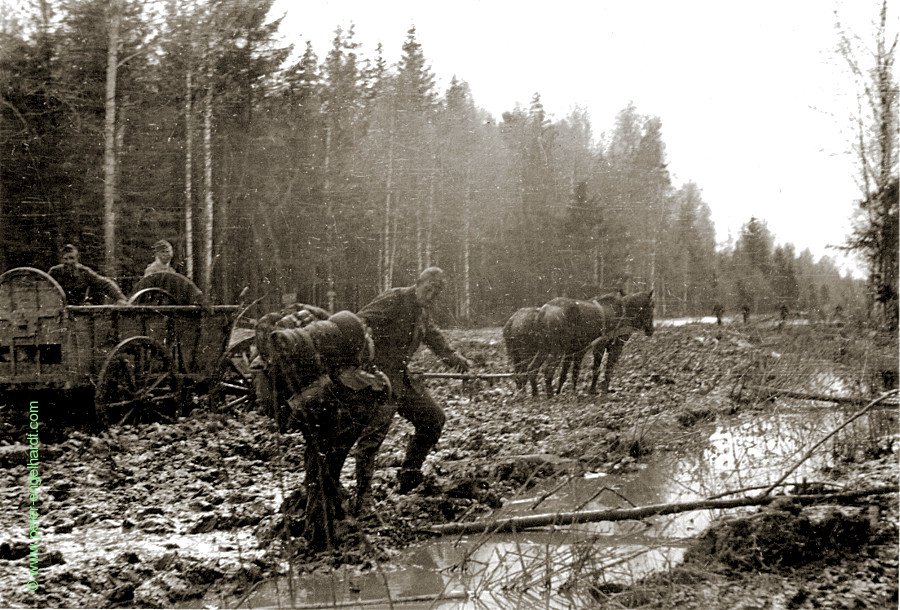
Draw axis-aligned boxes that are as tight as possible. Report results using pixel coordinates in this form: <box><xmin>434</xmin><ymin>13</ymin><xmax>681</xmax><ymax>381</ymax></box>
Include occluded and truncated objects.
<box><xmin>0</xmin><ymin>268</ymin><xmax>78</xmax><ymax>388</ymax></box>
<box><xmin>180</xmin><ymin>307</ymin><xmax>236</xmax><ymax>380</ymax></box>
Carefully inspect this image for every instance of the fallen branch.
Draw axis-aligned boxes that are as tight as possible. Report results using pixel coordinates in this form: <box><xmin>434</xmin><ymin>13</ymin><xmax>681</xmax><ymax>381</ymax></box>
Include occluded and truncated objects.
<box><xmin>705</xmin><ymin>480</ymin><xmax>842</xmax><ymax>500</ymax></box>
<box><xmin>410</xmin><ymin>371</ymin><xmax>518</xmax><ymax>380</ymax></box>
<box><xmin>746</xmin><ymin>384</ymin><xmax>899</xmax><ymax>406</ymax></box>
<box><xmin>248</xmin><ymin>592</ymin><xmax>470</xmax><ymax>609</ymax></box>
<box><xmin>427</xmin><ymin>486</ymin><xmax>896</xmax><ymax>536</ymax></box>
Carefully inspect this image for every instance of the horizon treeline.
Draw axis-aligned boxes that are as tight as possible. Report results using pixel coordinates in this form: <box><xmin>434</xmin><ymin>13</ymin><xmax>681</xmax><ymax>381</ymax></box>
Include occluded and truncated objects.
<box><xmin>0</xmin><ymin>0</ymin><xmax>863</xmax><ymax>323</ymax></box>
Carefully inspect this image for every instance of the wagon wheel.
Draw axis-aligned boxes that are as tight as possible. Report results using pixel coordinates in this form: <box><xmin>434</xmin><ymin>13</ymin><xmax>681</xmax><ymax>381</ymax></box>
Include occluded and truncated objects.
<box><xmin>95</xmin><ymin>337</ymin><xmax>180</xmax><ymax>427</ymax></box>
<box><xmin>128</xmin><ymin>287</ymin><xmax>177</xmax><ymax>305</ymax></box>
<box><xmin>210</xmin><ymin>336</ymin><xmax>256</xmax><ymax>411</ymax></box>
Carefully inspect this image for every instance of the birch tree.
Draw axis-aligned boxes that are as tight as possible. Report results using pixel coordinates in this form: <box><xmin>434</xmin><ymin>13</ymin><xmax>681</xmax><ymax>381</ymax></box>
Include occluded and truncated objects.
<box><xmin>838</xmin><ymin>0</ymin><xmax>899</xmax><ymax>329</ymax></box>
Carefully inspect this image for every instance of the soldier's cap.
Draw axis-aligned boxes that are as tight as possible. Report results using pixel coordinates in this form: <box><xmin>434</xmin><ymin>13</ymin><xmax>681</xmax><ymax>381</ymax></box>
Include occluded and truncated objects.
<box><xmin>153</xmin><ymin>240</ymin><xmax>173</xmax><ymax>252</ymax></box>
<box><xmin>61</xmin><ymin>244</ymin><xmax>79</xmax><ymax>256</ymax></box>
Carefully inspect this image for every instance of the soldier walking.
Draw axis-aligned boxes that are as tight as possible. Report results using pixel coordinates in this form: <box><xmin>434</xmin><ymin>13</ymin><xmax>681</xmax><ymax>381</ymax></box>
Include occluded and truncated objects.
<box><xmin>353</xmin><ymin>267</ymin><xmax>472</xmax><ymax>508</ymax></box>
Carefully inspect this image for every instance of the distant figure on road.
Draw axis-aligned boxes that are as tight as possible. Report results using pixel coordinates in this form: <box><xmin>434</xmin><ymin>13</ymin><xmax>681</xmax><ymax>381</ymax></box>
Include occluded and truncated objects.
<box><xmin>741</xmin><ymin>303</ymin><xmax>751</xmax><ymax>324</ymax></box>
<box><xmin>778</xmin><ymin>303</ymin><xmax>789</xmax><ymax>330</ymax></box>
<box><xmin>144</xmin><ymin>240</ymin><xmax>175</xmax><ymax>277</ymax></box>
<box><xmin>712</xmin><ymin>302</ymin><xmax>724</xmax><ymax>326</ymax></box>
<box><xmin>832</xmin><ymin>304</ymin><xmax>844</xmax><ymax>325</ymax></box>
<box><xmin>48</xmin><ymin>244</ymin><xmax>128</xmax><ymax>305</ymax></box>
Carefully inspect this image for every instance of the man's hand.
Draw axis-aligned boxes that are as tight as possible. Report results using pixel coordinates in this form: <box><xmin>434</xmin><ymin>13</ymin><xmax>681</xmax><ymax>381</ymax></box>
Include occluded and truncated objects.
<box><xmin>446</xmin><ymin>352</ymin><xmax>472</xmax><ymax>373</ymax></box>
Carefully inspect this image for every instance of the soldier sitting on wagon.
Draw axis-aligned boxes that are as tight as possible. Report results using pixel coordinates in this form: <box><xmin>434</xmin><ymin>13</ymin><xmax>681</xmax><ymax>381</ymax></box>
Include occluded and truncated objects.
<box><xmin>144</xmin><ymin>239</ymin><xmax>175</xmax><ymax>276</ymax></box>
<box><xmin>48</xmin><ymin>244</ymin><xmax>128</xmax><ymax>305</ymax></box>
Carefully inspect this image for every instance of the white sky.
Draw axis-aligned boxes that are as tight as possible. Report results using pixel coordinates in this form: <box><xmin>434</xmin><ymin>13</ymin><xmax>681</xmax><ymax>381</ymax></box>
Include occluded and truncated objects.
<box><xmin>269</xmin><ymin>0</ymin><xmax>889</xmax><ymax>277</ymax></box>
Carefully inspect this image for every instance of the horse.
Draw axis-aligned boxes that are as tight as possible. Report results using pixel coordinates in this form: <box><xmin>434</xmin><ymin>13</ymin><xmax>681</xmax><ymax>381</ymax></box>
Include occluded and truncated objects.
<box><xmin>502</xmin><ymin>306</ymin><xmax>546</xmax><ymax>395</ymax></box>
<box><xmin>539</xmin><ymin>295</ymin><xmax>623</xmax><ymax>396</ymax></box>
<box><xmin>588</xmin><ymin>291</ymin><xmax>656</xmax><ymax>394</ymax></box>
<box><xmin>539</xmin><ymin>290</ymin><xmax>655</xmax><ymax>396</ymax></box>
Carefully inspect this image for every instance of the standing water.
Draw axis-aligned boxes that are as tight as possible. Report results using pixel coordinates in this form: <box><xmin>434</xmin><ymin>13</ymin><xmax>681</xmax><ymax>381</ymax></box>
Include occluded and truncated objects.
<box><xmin>203</xmin><ymin>405</ymin><xmax>874</xmax><ymax>609</ymax></box>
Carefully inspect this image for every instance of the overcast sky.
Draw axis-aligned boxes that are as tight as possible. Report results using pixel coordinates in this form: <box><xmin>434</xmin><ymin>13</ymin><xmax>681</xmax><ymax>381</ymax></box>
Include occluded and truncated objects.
<box><xmin>268</xmin><ymin>0</ymin><xmax>887</xmax><ymax>277</ymax></box>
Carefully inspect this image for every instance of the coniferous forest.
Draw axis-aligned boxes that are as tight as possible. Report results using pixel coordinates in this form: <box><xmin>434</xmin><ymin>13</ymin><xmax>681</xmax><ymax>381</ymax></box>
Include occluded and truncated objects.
<box><xmin>0</xmin><ymin>0</ymin><xmax>865</xmax><ymax>323</ymax></box>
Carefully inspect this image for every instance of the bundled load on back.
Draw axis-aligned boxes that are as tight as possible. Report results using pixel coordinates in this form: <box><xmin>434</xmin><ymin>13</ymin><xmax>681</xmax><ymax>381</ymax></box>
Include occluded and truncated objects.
<box><xmin>252</xmin><ymin>304</ymin><xmax>390</xmax><ymax>551</ymax></box>
<box><xmin>268</xmin><ymin>309</ymin><xmax>372</xmax><ymax>394</ymax></box>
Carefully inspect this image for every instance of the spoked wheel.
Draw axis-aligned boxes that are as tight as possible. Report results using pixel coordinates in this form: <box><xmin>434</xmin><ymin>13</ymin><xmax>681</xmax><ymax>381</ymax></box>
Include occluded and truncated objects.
<box><xmin>210</xmin><ymin>336</ymin><xmax>256</xmax><ymax>411</ymax></box>
<box><xmin>128</xmin><ymin>287</ymin><xmax>177</xmax><ymax>305</ymax></box>
<box><xmin>95</xmin><ymin>337</ymin><xmax>180</xmax><ymax>428</ymax></box>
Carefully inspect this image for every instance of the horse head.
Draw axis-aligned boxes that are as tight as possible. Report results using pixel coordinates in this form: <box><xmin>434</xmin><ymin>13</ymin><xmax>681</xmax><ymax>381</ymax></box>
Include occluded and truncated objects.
<box><xmin>623</xmin><ymin>290</ymin><xmax>655</xmax><ymax>337</ymax></box>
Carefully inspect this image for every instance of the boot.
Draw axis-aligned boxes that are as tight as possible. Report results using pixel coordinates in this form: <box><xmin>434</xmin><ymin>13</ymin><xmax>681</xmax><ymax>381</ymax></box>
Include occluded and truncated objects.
<box><xmin>352</xmin><ymin>489</ymin><xmax>373</xmax><ymax>518</ymax></box>
<box><xmin>397</xmin><ymin>468</ymin><xmax>423</xmax><ymax>494</ymax></box>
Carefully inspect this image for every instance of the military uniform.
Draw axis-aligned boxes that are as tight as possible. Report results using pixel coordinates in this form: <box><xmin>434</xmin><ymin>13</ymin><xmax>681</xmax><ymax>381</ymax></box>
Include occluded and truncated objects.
<box><xmin>143</xmin><ymin>259</ymin><xmax>173</xmax><ymax>276</ymax></box>
<box><xmin>48</xmin><ymin>263</ymin><xmax>126</xmax><ymax>304</ymax></box>
<box><xmin>356</xmin><ymin>286</ymin><xmax>466</xmax><ymax>494</ymax></box>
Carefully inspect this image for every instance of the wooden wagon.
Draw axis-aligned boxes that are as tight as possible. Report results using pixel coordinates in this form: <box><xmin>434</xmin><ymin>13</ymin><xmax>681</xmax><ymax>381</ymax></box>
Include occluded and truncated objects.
<box><xmin>0</xmin><ymin>267</ymin><xmax>255</xmax><ymax>427</ymax></box>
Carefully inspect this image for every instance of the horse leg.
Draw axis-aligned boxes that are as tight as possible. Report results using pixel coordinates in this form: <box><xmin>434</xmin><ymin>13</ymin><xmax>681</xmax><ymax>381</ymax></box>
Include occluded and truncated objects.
<box><xmin>556</xmin><ymin>353</ymin><xmax>572</xmax><ymax>395</ymax></box>
<box><xmin>602</xmin><ymin>337</ymin><xmax>626</xmax><ymax>394</ymax></box>
<box><xmin>543</xmin><ymin>352</ymin><xmax>559</xmax><ymax>397</ymax></box>
<box><xmin>570</xmin><ymin>348</ymin><xmax>588</xmax><ymax>395</ymax></box>
<box><xmin>589</xmin><ymin>341</ymin><xmax>608</xmax><ymax>394</ymax></box>
<box><xmin>528</xmin><ymin>350</ymin><xmax>547</xmax><ymax>397</ymax></box>
<box><xmin>509</xmin><ymin>348</ymin><xmax>525</xmax><ymax>392</ymax></box>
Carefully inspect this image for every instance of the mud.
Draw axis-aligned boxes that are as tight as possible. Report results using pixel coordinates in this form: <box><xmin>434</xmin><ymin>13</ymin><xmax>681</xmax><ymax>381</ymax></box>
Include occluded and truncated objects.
<box><xmin>0</xmin><ymin>322</ymin><xmax>896</xmax><ymax>608</ymax></box>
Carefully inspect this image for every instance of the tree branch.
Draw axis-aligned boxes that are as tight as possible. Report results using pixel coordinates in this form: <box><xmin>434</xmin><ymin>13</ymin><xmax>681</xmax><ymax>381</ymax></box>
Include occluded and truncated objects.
<box><xmin>427</xmin><ymin>486</ymin><xmax>896</xmax><ymax>536</ymax></box>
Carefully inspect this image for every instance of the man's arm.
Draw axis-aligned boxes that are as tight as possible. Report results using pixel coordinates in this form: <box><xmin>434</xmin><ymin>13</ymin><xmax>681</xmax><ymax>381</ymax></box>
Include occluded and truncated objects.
<box><xmin>85</xmin><ymin>267</ymin><xmax>127</xmax><ymax>303</ymax></box>
<box><xmin>422</xmin><ymin>317</ymin><xmax>470</xmax><ymax>371</ymax></box>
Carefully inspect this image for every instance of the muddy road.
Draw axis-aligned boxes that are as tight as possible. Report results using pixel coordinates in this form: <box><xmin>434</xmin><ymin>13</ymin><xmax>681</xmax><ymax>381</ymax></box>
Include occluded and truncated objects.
<box><xmin>0</xmin><ymin>321</ymin><xmax>896</xmax><ymax>608</ymax></box>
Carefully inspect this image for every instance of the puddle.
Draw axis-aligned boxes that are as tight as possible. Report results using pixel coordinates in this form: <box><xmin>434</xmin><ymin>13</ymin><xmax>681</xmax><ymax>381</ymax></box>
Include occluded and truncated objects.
<box><xmin>656</xmin><ymin>316</ymin><xmax>811</xmax><ymax>328</ymax></box>
<box><xmin>656</xmin><ymin>316</ymin><xmax>722</xmax><ymax>327</ymax></box>
<box><xmin>201</xmin><ymin>406</ymin><xmax>881</xmax><ymax>609</ymax></box>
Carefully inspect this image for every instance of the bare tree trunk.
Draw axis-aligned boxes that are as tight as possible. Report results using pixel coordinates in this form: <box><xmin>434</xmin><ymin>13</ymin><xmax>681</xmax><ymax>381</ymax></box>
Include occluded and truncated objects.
<box><xmin>660</xmin><ymin>278</ymin><xmax>667</xmax><ymax>315</ymax></box>
<box><xmin>461</xmin><ymin>169</ymin><xmax>471</xmax><ymax>322</ymax></box>
<box><xmin>201</xmin><ymin>59</ymin><xmax>214</xmax><ymax>297</ymax></box>
<box><xmin>324</xmin><ymin>127</ymin><xmax>335</xmax><ymax>311</ymax></box>
<box><xmin>839</xmin><ymin>0</ymin><xmax>898</xmax><ymax>329</ymax></box>
<box><xmin>388</xmin><ymin>210</ymin><xmax>398</xmax><ymax>289</ymax></box>
<box><xmin>103</xmin><ymin>0</ymin><xmax>121</xmax><ymax>277</ymax></box>
<box><xmin>425</xmin><ymin>159</ymin><xmax>436</xmax><ymax>267</ymax></box>
<box><xmin>184</xmin><ymin>57</ymin><xmax>194</xmax><ymax>280</ymax></box>
<box><xmin>255</xmin><ymin>202</ymin><xmax>286</xmax><ymax>291</ymax></box>
<box><xmin>382</xmin><ymin>125</ymin><xmax>395</xmax><ymax>292</ymax></box>
<box><xmin>648</xmin><ymin>217</ymin><xmax>657</xmax><ymax>292</ymax></box>
<box><xmin>416</xmin><ymin>191</ymin><xmax>423</xmax><ymax>271</ymax></box>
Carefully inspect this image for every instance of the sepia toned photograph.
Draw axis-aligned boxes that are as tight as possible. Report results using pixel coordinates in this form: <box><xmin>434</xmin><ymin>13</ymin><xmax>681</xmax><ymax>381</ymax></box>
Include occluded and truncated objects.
<box><xmin>0</xmin><ymin>0</ymin><xmax>897</xmax><ymax>608</ymax></box>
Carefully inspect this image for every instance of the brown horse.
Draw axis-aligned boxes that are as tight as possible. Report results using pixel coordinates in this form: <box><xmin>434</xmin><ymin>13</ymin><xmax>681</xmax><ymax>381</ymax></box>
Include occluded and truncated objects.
<box><xmin>539</xmin><ymin>295</ymin><xmax>619</xmax><ymax>395</ymax></box>
<box><xmin>588</xmin><ymin>291</ymin><xmax>655</xmax><ymax>394</ymax></box>
<box><xmin>502</xmin><ymin>306</ymin><xmax>547</xmax><ymax>395</ymax></box>
<box><xmin>542</xmin><ymin>290</ymin><xmax>655</xmax><ymax>396</ymax></box>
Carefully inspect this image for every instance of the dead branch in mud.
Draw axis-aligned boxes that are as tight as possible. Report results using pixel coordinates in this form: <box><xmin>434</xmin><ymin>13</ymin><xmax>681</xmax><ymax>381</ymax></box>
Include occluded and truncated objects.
<box><xmin>758</xmin><ymin>390</ymin><xmax>899</xmax><ymax>498</ymax></box>
<box><xmin>410</xmin><ymin>371</ymin><xmax>517</xmax><ymax>380</ymax></box>
<box><xmin>426</xmin><ymin>486</ymin><xmax>897</xmax><ymax>536</ymax></box>
<box><xmin>250</xmin><ymin>592</ymin><xmax>470</xmax><ymax>609</ymax></box>
<box><xmin>745</xmin><ymin>384</ymin><xmax>900</xmax><ymax>407</ymax></box>
<box><xmin>705</xmin><ymin>481</ymin><xmax>843</xmax><ymax>500</ymax></box>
